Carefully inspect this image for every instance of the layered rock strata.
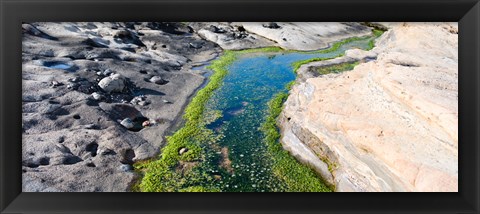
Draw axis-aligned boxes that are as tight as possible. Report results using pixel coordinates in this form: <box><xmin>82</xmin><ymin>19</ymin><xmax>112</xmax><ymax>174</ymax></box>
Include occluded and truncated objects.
<box><xmin>279</xmin><ymin>22</ymin><xmax>458</xmax><ymax>192</ymax></box>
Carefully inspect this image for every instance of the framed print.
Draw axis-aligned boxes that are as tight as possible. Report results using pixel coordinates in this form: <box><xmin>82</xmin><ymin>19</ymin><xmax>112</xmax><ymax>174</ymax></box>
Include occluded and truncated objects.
<box><xmin>1</xmin><ymin>0</ymin><xmax>479</xmax><ymax>213</ymax></box>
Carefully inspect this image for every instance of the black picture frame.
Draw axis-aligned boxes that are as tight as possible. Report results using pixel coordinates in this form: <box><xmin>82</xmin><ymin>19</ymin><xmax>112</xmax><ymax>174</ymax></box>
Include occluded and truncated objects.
<box><xmin>1</xmin><ymin>0</ymin><xmax>479</xmax><ymax>213</ymax></box>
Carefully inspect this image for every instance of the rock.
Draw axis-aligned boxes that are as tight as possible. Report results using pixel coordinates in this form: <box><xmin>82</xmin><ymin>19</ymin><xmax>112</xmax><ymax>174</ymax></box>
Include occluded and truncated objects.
<box><xmin>120</xmin><ymin>118</ymin><xmax>134</xmax><ymax>129</ymax></box>
<box><xmin>91</xmin><ymin>92</ymin><xmax>104</xmax><ymax>101</ymax></box>
<box><xmin>179</xmin><ymin>147</ymin><xmax>188</xmax><ymax>155</ymax></box>
<box><xmin>103</xmin><ymin>69</ymin><xmax>113</xmax><ymax>76</ymax></box>
<box><xmin>21</xmin><ymin>22</ymin><xmax>222</xmax><ymax>192</ymax></box>
<box><xmin>142</xmin><ymin>120</ymin><xmax>151</xmax><ymax>127</ymax></box>
<box><xmin>240</xmin><ymin>22</ymin><xmax>372</xmax><ymax>51</ymax></box>
<box><xmin>119</xmin><ymin>164</ymin><xmax>133</xmax><ymax>172</ymax></box>
<box><xmin>98</xmin><ymin>74</ymin><xmax>125</xmax><ymax>93</ymax></box>
<box><xmin>279</xmin><ymin>22</ymin><xmax>458</xmax><ymax>192</ymax></box>
<box><xmin>262</xmin><ymin>22</ymin><xmax>281</xmax><ymax>29</ymax></box>
<box><xmin>149</xmin><ymin>76</ymin><xmax>167</xmax><ymax>85</ymax></box>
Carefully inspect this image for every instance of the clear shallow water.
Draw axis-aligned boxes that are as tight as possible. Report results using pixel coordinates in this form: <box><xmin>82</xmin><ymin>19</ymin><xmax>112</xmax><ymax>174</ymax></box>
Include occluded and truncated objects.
<box><xmin>43</xmin><ymin>61</ymin><xmax>76</xmax><ymax>71</ymax></box>
<box><xmin>192</xmin><ymin>38</ymin><xmax>372</xmax><ymax>192</ymax></box>
<box><xmin>195</xmin><ymin>39</ymin><xmax>376</xmax><ymax>192</ymax></box>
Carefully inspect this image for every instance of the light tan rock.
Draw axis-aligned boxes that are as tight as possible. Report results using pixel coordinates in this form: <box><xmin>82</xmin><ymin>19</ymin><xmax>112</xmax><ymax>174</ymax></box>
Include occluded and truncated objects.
<box><xmin>279</xmin><ymin>22</ymin><xmax>458</xmax><ymax>192</ymax></box>
<box><xmin>239</xmin><ymin>22</ymin><xmax>372</xmax><ymax>51</ymax></box>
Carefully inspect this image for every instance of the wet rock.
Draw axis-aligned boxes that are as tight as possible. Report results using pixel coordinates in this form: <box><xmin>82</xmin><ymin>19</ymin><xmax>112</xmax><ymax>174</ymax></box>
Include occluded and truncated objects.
<box><xmin>262</xmin><ymin>22</ymin><xmax>281</xmax><ymax>29</ymax></box>
<box><xmin>149</xmin><ymin>76</ymin><xmax>167</xmax><ymax>85</ymax></box>
<box><xmin>120</xmin><ymin>118</ymin><xmax>134</xmax><ymax>129</ymax></box>
<box><xmin>179</xmin><ymin>147</ymin><xmax>188</xmax><ymax>155</ymax></box>
<box><xmin>98</xmin><ymin>74</ymin><xmax>125</xmax><ymax>93</ymax></box>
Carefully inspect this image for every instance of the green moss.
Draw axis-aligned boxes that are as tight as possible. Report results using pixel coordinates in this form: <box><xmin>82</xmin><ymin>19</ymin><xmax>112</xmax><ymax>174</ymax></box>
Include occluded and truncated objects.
<box><xmin>261</xmin><ymin>90</ymin><xmax>332</xmax><ymax>192</ymax></box>
<box><xmin>314</xmin><ymin>61</ymin><xmax>360</xmax><ymax>75</ymax></box>
<box><xmin>292</xmin><ymin>56</ymin><xmax>338</xmax><ymax>72</ymax></box>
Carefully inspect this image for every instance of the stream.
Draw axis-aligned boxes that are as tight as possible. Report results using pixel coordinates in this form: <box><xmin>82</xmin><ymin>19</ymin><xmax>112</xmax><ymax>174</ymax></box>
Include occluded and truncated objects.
<box><xmin>139</xmin><ymin>34</ymin><xmax>377</xmax><ymax>192</ymax></box>
<box><xmin>191</xmin><ymin>37</ymin><xmax>373</xmax><ymax>192</ymax></box>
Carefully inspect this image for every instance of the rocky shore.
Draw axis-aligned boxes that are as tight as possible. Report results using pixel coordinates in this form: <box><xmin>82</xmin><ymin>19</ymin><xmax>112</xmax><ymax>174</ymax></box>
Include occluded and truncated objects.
<box><xmin>21</xmin><ymin>22</ymin><xmax>223</xmax><ymax>191</ymax></box>
<box><xmin>278</xmin><ymin>22</ymin><xmax>458</xmax><ymax>191</ymax></box>
<box><xmin>22</xmin><ymin>22</ymin><xmax>455</xmax><ymax>192</ymax></box>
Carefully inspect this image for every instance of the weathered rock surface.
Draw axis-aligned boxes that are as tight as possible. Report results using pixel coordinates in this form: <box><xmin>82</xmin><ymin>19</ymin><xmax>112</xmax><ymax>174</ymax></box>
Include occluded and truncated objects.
<box><xmin>239</xmin><ymin>22</ymin><xmax>372</xmax><ymax>51</ymax></box>
<box><xmin>190</xmin><ymin>22</ymin><xmax>277</xmax><ymax>50</ymax></box>
<box><xmin>191</xmin><ymin>22</ymin><xmax>373</xmax><ymax>51</ymax></box>
<box><xmin>279</xmin><ymin>22</ymin><xmax>458</xmax><ymax>191</ymax></box>
<box><xmin>22</xmin><ymin>22</ymin><xmax>222</xmax><ymax>192</ymax></box>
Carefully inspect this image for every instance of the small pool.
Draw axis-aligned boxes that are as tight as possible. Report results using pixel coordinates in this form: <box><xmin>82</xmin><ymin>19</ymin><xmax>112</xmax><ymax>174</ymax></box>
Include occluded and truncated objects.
<box><xmin>43</xmin><ymin>61</ymin><xmax>76</xmax><ymax>72</ymax></box>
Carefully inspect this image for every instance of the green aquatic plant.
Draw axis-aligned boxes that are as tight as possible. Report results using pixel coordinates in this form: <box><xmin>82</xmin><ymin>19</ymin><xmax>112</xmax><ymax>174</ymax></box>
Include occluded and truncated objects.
<box><xmin>292</xmin><ymin>28</ymin><xmax>385</xmax><ymax>72</ymax></box>
<box><xmin>261</xmin><ymin>90</ymin><xmax>332</xmax><ymax>192</ymax></box>
<box><xmin>314</xmin><ymin>61</ymin><xmax>360</xmax><ymax>75</ymax></box>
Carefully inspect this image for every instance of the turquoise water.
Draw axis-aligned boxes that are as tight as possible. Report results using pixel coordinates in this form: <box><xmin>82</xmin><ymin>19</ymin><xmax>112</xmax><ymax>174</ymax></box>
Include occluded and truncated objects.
<box><xmin>199</xmin><ymin>38</ymin><xmax>373</xmax><ymax>192</ymax></box>
<box><xmin>43</xmin><ymin>61</ymin><xmax>75</xmax><ymax>71</ymax></box>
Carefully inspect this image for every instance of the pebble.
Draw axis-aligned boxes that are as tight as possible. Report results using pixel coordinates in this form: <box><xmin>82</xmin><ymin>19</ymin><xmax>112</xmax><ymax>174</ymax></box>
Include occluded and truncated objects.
<box><xmin>50</xmin><ymin>81</ymin><xmax>63</xmax><ymax>88</ymax></box>
<box><xmin>84</xmin><ymin>124</ymin><xmax>98</xmax><ymax>129</ymax></box>
<box><xmin>103</xmin><ymin>69</ymin><xmax>113</xmax><ymax>76</ymax></box>
<box><xmin>149</xmin><ymin>76</ymin><xmax>167</xmax><ymax>85</ymax></box>
<box><xmin>67</xmin><ymin>83</ymin><xmax>78</xmax><ymax>90</ymax></box>
<box><xmin>179</xmin><ymin>147</ymin><xmax>188</xmax><ymax>155</ymax></box>
<box><xmin>120</xmin><ymin>118</ymin><xmax>134</xmax><ymax>129</ymax></box>
<box><xmin>100</xmin><ymin>149</ymin><xmax>115</xmax><ymax>156</ymax></box>
<box><xmin>91</xmin><ymin>92</ymin><xmax>104</xmax><ymax>101</ymax></box>
<box><xmin>142</xmin><ymin>120</ymin><xmax>151</xmax><ymax>127</ymax></box>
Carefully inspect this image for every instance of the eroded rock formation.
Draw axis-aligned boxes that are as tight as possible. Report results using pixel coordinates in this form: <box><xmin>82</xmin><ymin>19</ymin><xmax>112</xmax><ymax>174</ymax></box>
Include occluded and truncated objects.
<box><xmin>279</xmin><ymin>22</ymin><xmax>458</xmax><ymax>192</ymax></box>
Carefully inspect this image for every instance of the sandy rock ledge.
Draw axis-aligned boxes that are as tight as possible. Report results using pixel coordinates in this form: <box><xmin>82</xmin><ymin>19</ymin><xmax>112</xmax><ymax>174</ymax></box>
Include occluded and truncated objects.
<box><xmin>278</xmin><ymin>22</ymin><xmax>458</xmax><ymax>192</ymax></box>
